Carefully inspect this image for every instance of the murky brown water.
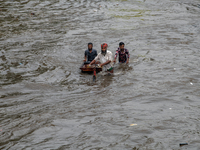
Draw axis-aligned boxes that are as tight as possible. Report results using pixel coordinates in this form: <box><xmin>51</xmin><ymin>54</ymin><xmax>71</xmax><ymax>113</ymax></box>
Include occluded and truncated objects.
<box><xmin>0</xmin><ymin>0</ymin><xmax>200</xmax><ymax>149</ymax></box>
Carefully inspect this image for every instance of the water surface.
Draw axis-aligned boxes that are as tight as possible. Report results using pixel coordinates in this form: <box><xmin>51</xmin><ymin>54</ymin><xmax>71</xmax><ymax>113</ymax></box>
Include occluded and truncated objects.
<box><xmin>0</xmin><ymin>0</ymin><xmax>200</xmax><ymax>149</ymax></box>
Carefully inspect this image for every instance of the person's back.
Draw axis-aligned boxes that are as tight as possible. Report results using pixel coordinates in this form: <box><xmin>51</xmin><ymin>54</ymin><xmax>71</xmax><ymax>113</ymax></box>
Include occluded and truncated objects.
<box><xmin>84</xmin><ymin>43</ymin><xmax>97</xmax><ymax>63</ymax></box>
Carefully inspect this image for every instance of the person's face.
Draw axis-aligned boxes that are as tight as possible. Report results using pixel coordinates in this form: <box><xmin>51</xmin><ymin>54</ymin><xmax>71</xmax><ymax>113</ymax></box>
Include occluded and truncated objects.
<box><xmin>88</xmin><ymin>44</ymin><xmax>93</xmax><ymax>50</ymax></box>
<box><xmin>119</xmin><ymin>45</ymin><xmax>124</xmax><ymax>50</ymax></box>
<box><xmin>101</xmin><ymin>48</ymin><xmax>107</xmax><ymax>52</ymax></box>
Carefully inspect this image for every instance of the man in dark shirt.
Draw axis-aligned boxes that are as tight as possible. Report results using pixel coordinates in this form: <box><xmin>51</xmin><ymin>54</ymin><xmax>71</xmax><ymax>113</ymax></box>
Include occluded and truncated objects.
<box><xmin>84</xmin><ymin>43</ymin><xmax>97</xmax><ymax>63</ymax></box>
<box><xmin>113</xmin><ymin>42</ymin><xmax>130</xmax><ymax>64</ymax></box>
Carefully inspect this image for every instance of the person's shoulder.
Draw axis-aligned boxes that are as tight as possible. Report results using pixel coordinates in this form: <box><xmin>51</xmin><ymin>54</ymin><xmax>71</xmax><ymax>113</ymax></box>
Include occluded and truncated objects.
<box><xmin>93</xmin><ymin>49</ymin><xmax>97</xmax><ymax>52</ymax></box>
<box><xmin>116</xmin><ymin>48</ymin><xmax>120</xmax><ymax>51</ymax></box>
<box><xmin>107</xmin><ymin>50</ymin><xmax>112</xmax><ymax>54</ymax></box>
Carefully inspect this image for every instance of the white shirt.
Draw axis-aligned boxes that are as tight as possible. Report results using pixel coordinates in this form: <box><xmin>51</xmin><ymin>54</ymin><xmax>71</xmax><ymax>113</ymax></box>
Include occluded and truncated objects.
<box><xmin>94</xmin><ymin>50</ymin><xmax>113</xmax><ymax>70</ymax></box>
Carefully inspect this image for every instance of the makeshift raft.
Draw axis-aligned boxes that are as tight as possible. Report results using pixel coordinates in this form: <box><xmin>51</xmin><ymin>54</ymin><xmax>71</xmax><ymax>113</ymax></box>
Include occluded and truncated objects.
<box><xmin>80</xmin><ymin>63</ymin><xmax>102</xmax><ymax>73</ymax></box>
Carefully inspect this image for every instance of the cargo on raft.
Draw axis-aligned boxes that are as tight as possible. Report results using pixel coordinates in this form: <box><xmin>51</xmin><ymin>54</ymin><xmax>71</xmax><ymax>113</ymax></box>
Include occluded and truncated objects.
<box><xmin>80</xmin><ymin>62</ymin><xmax>102</xmax><ymax>73</ymax></box>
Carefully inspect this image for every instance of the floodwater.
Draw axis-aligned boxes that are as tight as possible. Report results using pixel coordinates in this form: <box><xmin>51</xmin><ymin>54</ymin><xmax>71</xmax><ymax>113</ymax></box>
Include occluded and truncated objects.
<box><xmin>0</xmin><ymin>0</ymin><xmax>200</xmax><ymax>149</ymax></box>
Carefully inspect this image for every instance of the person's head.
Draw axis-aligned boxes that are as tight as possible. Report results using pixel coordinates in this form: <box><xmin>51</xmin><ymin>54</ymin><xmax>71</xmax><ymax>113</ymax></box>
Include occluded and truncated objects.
<box><xmin>101</xmin><ymin>43</ymin><xmax>108</xmax><ymax>55</ymax></box>
<box><xmin>119</xmin><ymin>42</ymin><xmax>125</xmax><ymax>50</ymax></box>
<box><xmin>88</xmin><ymin>43</ymin><xmax>93</xmax><ymax>50</ymax></box>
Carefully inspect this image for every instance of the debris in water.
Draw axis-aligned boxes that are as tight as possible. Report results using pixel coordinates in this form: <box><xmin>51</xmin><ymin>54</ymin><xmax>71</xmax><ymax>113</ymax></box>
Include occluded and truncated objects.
<box><xmin>130</xmin><ymin>124</ymin><xmax>137</xmax><ymax>126</ymax></box>
<box><xmin>31</xmin><ymin>13</ymin><xmax>35</xmax><ymax>15</ymax></box>
<box><xmin>174</xmin><ymin>68</ymin><xmax>176</xmax><ymax>70</ymax></box>
<box><xmin>169</xmin><ymin>108</ymin><xmax>172</xmax><ymax>110</ymax></box>
<box><xmin>150</xmin><ymin>58</ymin><xmax>155</xmax><ymax>61</ymax></box>
<box><xmin>190</xmin><ymin>82</ymin><xmax>193</xmax><ymax>85</ymax></box>
<box><xmin>179</xmin><ymin>143</ymin><xmax>188</xmax><ymax>147</ymax></box>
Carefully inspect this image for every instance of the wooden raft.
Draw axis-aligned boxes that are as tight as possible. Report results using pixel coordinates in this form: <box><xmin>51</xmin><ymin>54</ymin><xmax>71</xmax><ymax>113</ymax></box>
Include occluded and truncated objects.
<box><xmin>80</xmin><ymin>63</ymin><xmax>102</xmax><ymax>73</ymax></box>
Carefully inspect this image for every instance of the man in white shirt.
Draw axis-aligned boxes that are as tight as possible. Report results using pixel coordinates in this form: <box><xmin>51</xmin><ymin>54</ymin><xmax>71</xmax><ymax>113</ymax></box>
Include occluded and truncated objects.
<box><xmin>89</xmin><ymin>43</ymin><xmax>114</xmax><ymax>73</ymax></box>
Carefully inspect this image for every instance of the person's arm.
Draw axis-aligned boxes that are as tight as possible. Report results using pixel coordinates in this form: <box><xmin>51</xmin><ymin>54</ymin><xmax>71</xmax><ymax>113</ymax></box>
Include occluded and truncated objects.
<box><xmin>84</xmin><ymin>56</ymin><xmax>87</xmax><ymax>62</ymax></box>
<box><xmin>89</xmin><ymin>54</ymin><xmax>98</xmax><ymax>66</ymax></box>
<box><xmin>126</xmin><ymin>58</ymin><xmax>129</xmax><ymax>64</ymax></box>
<box><xmin>126</xmin><ymin>49</ymin><xmax>130</xmax><ymax>64</ymax></box>
<box><xmin>89</xmin><ymin>59</ymin><xmax>96</xmax><ymax>66</ymax></box>
<box><xmin>84</xmin><ymin>51</ymin><xmax>87</xmax><ymax>62</ymax></box>
<box><xmin>100</xmin><ymin>60</ymin><xmax>111</xmax><ymax>67</ymax></box>
<box><xmin>113</xmin><ymin>50</ymin><xmax>118</xmax><ymax>64</ymax></box>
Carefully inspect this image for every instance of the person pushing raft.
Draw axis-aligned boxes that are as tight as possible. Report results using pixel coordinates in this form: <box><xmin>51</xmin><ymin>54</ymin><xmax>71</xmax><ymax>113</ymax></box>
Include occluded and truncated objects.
<box><xmin>89</xmin><ymin>43</ymin><xmax>114</xmax><ymax>73</ymax></box>
<box><xmin>113</xmin><ymin>42</ymin><xmax>130</xmax><ymax>64</ymax></box>
<box><xmin>84</xmin><ymin>43</ymin><xmax>97</xmax><ymax>63</ymax></box>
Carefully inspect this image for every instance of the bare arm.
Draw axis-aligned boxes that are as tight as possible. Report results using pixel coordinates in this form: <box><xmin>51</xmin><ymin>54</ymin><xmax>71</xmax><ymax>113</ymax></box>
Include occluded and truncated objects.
<box><xmin>84</xmin><ymin>50</ymin><xmax>88</xmax><ymax>62</ymax></box>
<box><xmin>89</xmin><ymin>54</ymin><xmax>99</xmax><ymax>66</ymax></box>
<box><xmin>84</xmin><ymin>55</ymin><xmax>87</xmax><ymax>62</ymax></box>
<box><xmin>113</xmin><ymin>58</ymin><xmax>116</xmax><ymax>64</ymax></box>
<box><xmin>89</xmin><ymin>59</ymin><xmax>96</xmax><ymax>66</ymax></box>
<box><xmin>126</xmin><ymin>49</ymin><xmax>130</xmax><ymax>64</ymax></box>
<box><xmin>126</xmin><ymin>58</ymin><xmax>129</xmax><ymax>64</ymax></box>
<box><xmin>113</xmin><ymin>50</ymin><xmax>118</xmax><ymax>64</ymax></box>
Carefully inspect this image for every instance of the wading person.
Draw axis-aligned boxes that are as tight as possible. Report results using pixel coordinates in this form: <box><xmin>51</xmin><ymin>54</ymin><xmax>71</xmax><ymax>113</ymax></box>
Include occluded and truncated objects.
<box><xmin>84</xmin><ymin>43</ymin><xmax>97</xmax><ymax>63</ymax></box>
<box><xmin>113</xmin><ymin>42</ymin><xmax>130</xmax><ymax>64</ymax></box>
<box><xmin>89</xmin><ymin>43</ymin><xmax>114</xmax><ymax>73</ymax></box>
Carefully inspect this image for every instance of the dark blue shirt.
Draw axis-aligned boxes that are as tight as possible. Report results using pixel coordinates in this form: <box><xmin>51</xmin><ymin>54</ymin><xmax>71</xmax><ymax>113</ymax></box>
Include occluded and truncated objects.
<box><xmin>85</xmin><ymin>49</ymin><xmax>97</xmax><ymax>62</ymax></box>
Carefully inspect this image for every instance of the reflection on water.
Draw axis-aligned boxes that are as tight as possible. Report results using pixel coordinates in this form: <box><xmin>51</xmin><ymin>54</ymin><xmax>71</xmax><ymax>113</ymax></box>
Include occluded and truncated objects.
<box><xmin>0</xmin><ymin>0</ymin><xmax>200</xmax><ymax>149</ymax></box>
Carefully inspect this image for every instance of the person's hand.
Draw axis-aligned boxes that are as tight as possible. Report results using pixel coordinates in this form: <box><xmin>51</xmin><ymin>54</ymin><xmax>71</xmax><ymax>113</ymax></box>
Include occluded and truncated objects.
<box><xmin>83</xmin><ymin>59</ymin><xmax>86</xmax><ymax>62</ymax></box>
<box><xmin>113</xmin><ymin>59</ymin><xmax>116</xmax><ymax>64</ymax></box>
<box><xmin>126</xmin><ymin>60</ymin><xmax>129</xmax><ymax>64</ymax></box>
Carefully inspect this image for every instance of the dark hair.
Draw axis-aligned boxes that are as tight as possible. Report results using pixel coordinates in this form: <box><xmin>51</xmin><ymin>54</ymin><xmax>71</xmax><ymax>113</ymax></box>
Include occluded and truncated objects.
<box><xmin>119</xmin><ymin>42</ymin><xmax>125</xmax><ymax>46</ymax></box>
<box><xmin>88</xmin><ymin>42</ymin><xmax>93</xmax><ymax>46</ymax></box>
